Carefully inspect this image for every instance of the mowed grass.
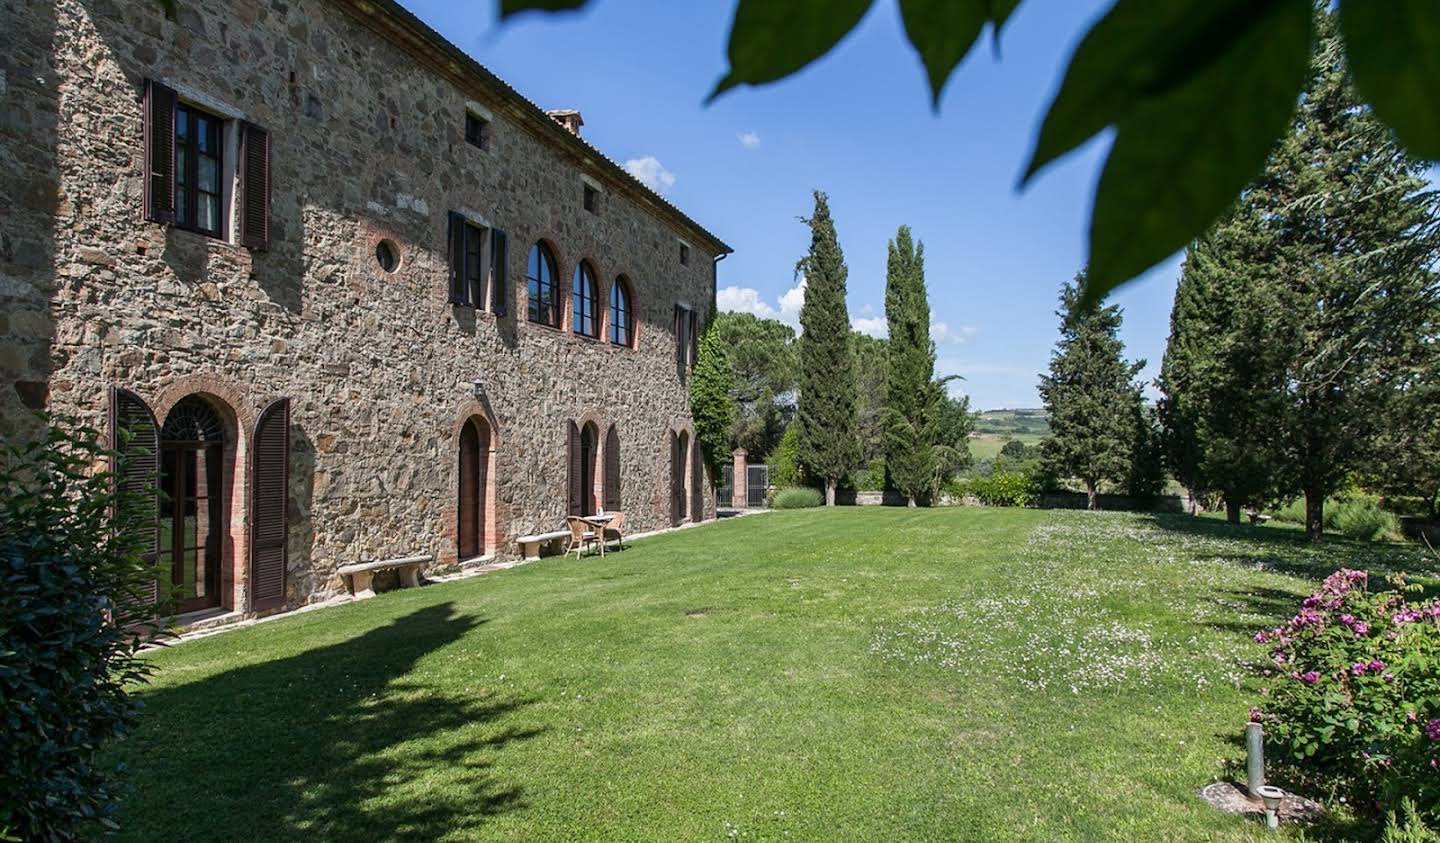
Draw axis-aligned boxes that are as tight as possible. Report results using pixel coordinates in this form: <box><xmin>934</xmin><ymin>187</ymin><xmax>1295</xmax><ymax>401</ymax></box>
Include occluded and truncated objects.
<box><xmin>110</xmin><ymin>508</ymin><xmax>1430</xmax><ymax>841</ymax></box>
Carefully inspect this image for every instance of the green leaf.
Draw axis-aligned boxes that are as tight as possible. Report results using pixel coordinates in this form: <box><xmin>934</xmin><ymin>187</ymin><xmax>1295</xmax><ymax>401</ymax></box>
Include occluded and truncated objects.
<box><xmin>1081</xmin><ymin>0</ymin><xmax>1311</xmax><ymax>308</ymax></box>
<box><xmin>498</xmin><ymin>0</ymin><xmax>589</xmax><ymax>17</ymax></box>
<box><xmin>1339</xmin><ymin>0</ymin><xmax>1440</xmax><ymax>160</ymax></box>
<box><xmin>899</xmin><ymin>1</ymin><xmax>989</xmax><ymax>106</ymax></box>
<box><xmin>709</xmin><ymin>0</ymin><xmax>875</xmax><ymax>102</ymax></box>
<box><xmin>1023</xmin><ymin>0</ymin><xmax>1295</xmax><ymax>185</ymax></box>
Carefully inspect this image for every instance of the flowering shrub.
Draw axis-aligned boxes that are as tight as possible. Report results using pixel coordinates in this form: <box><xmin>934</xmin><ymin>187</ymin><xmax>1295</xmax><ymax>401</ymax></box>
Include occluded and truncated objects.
<box><xmin>1253</xmin><ymin>568</ymin><xmax>1440</xmax><ymax>820</ymax></box>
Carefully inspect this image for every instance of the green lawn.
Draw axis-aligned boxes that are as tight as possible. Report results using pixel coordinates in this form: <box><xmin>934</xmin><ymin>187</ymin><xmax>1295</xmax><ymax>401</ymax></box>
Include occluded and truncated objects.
<box><xmin>110</xmin><ymin>508</ymin><xmax>1428</xmax><ymax>841</ymax></box>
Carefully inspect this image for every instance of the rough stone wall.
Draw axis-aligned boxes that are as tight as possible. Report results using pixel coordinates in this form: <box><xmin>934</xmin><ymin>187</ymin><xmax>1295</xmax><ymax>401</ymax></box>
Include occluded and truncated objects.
<box><xmin>0</xmin><ymin>0</ymin><xmax>720</xmax><ymax>609</ymax></box>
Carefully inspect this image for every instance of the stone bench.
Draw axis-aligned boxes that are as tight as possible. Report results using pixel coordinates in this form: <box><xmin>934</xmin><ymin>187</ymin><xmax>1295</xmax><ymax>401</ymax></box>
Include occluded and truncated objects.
<box><xmin>337</xmin><ymin>554</ymin><xmax>431</xmax><ymax>599</ymax></box>
<box><xmin>1246</xmin><ymin>511</ymin><xmax>1274</xmax><ymax>526</ymax></box>
<box><xmin>517</xmin><ymin>530</ymin><xmax>570</xmax><ymax>561</ymax></box>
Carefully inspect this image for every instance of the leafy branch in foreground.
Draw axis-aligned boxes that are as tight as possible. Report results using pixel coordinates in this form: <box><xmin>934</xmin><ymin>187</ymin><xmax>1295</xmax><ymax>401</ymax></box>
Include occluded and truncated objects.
<box><xmin>494</xmin><ymin>0</ymin><xmax>1438</xmax><ymax>307</ymax></box>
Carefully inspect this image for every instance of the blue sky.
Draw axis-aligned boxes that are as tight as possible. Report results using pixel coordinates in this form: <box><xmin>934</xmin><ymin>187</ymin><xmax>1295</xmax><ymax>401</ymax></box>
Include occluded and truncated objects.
<box><xmin>399</xmin><ymin>0</ymin><xmax>1184</xmax><ymax>410</ymax></box>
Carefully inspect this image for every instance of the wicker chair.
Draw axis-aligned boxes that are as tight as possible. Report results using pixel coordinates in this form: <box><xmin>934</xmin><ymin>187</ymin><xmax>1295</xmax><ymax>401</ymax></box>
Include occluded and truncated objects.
<box><xmin>564</xmin><ymin>515</ymin><xmax>600</xmax><ymax>559</ymax></box>
<box><xmin>601</xmin><ymin>511</ymin><xmax>626</xmax><ymax>551</ymax></box>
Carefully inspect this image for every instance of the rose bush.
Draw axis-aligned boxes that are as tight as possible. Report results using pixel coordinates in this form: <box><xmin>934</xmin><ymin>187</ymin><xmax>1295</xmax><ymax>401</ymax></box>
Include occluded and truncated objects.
<box><xmin>1253</xmin><ymin>568</ymin><xmax>1440</xmax><ymax>820</ymax></box>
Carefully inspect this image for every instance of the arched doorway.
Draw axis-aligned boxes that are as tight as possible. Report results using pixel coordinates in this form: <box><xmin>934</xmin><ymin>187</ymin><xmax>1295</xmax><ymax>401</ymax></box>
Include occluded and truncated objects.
<box><xmin>578</xmin><ymin>422</ymin><xmax>598</xmax><ymax>516</ymax></box>
<box><xmin>160</xmin><ymin>395</ymin><xmax>228</xmax><ymax>613</ymax></box>
<box><xmin>671</xmin><ymin>430</ymin><xmax>689</xmax><ymax>526</ymax></box>
<box><xmin>457</xmin><ymin>416</ymin><xmax>491</xmax><ymax>559</ymax></box>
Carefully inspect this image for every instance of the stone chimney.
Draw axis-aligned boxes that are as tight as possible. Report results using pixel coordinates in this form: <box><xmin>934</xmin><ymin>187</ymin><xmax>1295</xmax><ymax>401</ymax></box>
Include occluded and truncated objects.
<box><xmin>546</xmin><ymin>109</ymin><xmax>584</xmax><ymax>137</ymax></box>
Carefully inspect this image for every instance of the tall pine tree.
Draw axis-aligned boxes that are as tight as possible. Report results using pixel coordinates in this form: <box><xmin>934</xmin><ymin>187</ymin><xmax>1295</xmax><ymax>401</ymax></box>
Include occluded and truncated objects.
<box><xmin>1201</xmin><ymin>10</ymin><xmax>1439</xmax><ymax>540</ymax></box>
<box><xmin>795</xmin><ymin>191</ymin><xmax>860</xmax><ymax>505</ymax></box>
<box><xmin>882</xmin><ymin>226</ymin><xmax>938</xmax><ymax>506</ymax></box>
<box><xmin>1158</xmin><ymin>205</ymin><xmax>1291</xmax><ymax>524</ymax></box>
<box><xmin>1039</xmin><ymin>274</ymin><xmax>1148</xmax><ymax>510</ymax></box>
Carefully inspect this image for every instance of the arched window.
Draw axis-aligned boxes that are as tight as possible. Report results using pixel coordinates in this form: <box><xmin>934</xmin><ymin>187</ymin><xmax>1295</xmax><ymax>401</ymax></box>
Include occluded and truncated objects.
<box><xmin>609</xmin><ymin>277</ymin><xmax>633</xmax><ymax>347</ymax></box>
<box><xmin>527</xmin><ymin>242</ymin><xmax>559</xmax><ymax>327</ymax></box>
<box><xmin>572</xmin><ymin>262</ymin><xmax>598</xmax><ymax>338</ymax></box>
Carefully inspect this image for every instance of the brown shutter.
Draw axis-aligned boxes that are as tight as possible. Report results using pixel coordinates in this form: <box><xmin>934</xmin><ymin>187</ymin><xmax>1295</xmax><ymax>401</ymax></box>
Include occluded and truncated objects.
<box><xmin>603</xmin><ymin>425</ymin><xmax>621</xmax><ymax>511</ymax></box>
<box><xmin>567</xmin><ymin>421</ymin><xmax>582</xmax><ymax>516</ymax></box>
<box><xmin>250</xmin><ymin>398</ymin><xmax>289</xmax><ymax>611</ymax></box>
<box><xmin>688</xmin><ymin>309</ymin><xmax>699</xmax><ymax>369</ymax></box>
<box><xmin>239</xmin><ymin>122</ymin><xmax>270</xmax><ymax>250</ymax></box>
<box><xmin>447</xmin><ymin>211</ymin><xmax>466</xmax><ymax>304</ymax></box>
<box><xmin>674</xmin><ymin>305</ymin><xmax>685</xmax><ymax>377</ymax></box>
<box><xmin>109</xmin><ymin>387</ymin><xmax>161</xmax><ymax>609</ymax></box>
<box><xmin>143</xmin><ymin>79</ymin><xmax>177</xmax><ymax>224</ymax></box>
<box><xmin>490</xmin><ymin>228</ymin><xmax>508</xmax><ymax>316</ymax></box>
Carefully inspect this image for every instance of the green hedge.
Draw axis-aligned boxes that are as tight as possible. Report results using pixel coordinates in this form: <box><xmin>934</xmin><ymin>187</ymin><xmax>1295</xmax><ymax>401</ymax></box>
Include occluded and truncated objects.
<box><xmin>949</xmin><ymin>472</ymin><xmax>1040</xmax><ymax>507</ymax></box>
<box><xmin>772</xmin><ymin>487</ymin><xmax>823</xmax><ymax>509</ymax></box>
<box><xmin>1273</xmin><ymin>495</ymin><xmax>1401</xmax><ymax>542</ymax></box>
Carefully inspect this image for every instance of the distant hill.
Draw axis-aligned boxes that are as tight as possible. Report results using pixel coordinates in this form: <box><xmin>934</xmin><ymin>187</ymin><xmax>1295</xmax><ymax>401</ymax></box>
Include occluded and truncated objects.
<box><xmin>973</xmin><ymin>408</ymin><xmax>1050</xmax><ymax>438</ymax></box>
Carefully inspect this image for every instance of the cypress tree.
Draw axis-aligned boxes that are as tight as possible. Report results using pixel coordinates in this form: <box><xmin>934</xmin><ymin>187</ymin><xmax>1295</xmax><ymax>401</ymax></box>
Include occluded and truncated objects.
<box><xmin>1039</xmin><ymin>274</ymin><xmax>1147</xmax><ymax>510</ymax></box>
<box><xmin>882</xmin><ymin>225</ymin><xmax>937</xmax><ymax>506</ymax></box>
<box><xmin>795</xmin><ymin>190</ymin><xmax>860</xmax><ymax>506</ymax></box>
<box><xmin>690</xmin><ymin>316</ymin><xmax>737</xmax><ymax>493</ymax></box>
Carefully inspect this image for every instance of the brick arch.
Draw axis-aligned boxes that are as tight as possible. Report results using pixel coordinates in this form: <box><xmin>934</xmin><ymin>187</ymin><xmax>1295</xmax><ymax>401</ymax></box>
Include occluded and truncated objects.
<box><xmin>665</xmin><ymin>423</ymin><xmax>696</xmax><ymax>526</ymax></box>
<box><xmin>152</xmin><ymin>373</ymin><xmax>255</xmax><ymax>433</ymax></box>
<box><xmin>445</xmin><ymin>399</ymin><xmax>503</xmax><ymax>564</ymax></box>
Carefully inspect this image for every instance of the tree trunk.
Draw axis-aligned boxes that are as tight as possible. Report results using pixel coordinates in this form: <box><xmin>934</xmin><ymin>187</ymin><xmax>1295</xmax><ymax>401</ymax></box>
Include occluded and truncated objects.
<box><xmin>907</xmin><ymin>496</ymin><xmax>916</xmax><ymax>508</ymax></box>
<box><xmin>825</xmin><ymin>479</ymin><xmax>836</xmax><ymax>507</ymax></box>
<box><xmin>1186</xmin><ymin>488</ymin><xmax>1198</xmax><ymax>516</ymax></box>
<box><xmin>1225</xmin><ymin>498</ymin><xmax>1242</xmax><ymax>526</ymax></box>
<box><xmin>1305</xmin><ymin>486</ymin><xmax>1325</xmax><ymax>543</ymax></box>
<box><xmin>1085</xmin><ymin>482</ymin><xmax>1098</xmax><ymax>511</ymax></box>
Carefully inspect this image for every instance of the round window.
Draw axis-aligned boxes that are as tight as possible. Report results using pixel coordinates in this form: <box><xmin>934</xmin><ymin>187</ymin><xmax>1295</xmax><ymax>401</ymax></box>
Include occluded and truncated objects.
<box><xmin>375</xmin><ymin>239</ymin><xmax>400</xmax><ymax>273</ymax></box>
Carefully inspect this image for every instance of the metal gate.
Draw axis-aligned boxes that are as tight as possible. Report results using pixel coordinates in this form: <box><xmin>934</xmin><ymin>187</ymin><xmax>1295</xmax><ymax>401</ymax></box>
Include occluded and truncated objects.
<box><xmin>747</xmin><ymin>464</ymin><xmax>770</xmax><ymax>509</ymax></box>
<box><xmin>718</xmin><ymin>464</ymin><xmax>734</xmax><ymax>507</ymax></box>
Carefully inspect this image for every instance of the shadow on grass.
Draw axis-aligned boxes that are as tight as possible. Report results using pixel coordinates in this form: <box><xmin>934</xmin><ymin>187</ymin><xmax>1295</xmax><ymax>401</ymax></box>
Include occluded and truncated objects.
<box><xmin>1141</xmin><ymin>512</ymin><xmax>1422</xmax><ymax>581</ymax></box>
<box><xmin>115</xmin><ymin>603</ymin><xmax>541</xmax><ymax>841</ymax></box>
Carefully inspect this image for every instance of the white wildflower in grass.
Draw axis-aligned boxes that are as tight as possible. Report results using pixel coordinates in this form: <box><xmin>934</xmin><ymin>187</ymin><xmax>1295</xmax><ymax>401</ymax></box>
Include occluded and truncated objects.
<box><xmin>869</xmin><ymin>510</ymin><xmax>1424</xmax><ymax>697</ymax></box>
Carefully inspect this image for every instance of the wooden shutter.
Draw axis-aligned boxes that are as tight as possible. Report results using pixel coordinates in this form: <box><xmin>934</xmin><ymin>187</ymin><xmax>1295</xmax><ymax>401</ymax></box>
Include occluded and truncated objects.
<box><xmin>567</xmin><ymin>421</ymin><xmax>582</xmax><ymax>516</ymax></box>
<box><xmin>109</xmin><ymin>387</ymin><xmax>161</xmax><ymax>608</ymax></box>
<box><xmin>688</xmin><ymin>310</ymin><xmax>699</xmax><ymax>369</ymax></box>
<box><xmin>490</xmin><ymin>228</ymin><xmax>508</xmax><ymax>316</ymax></box>
<box><xmin>603</xmin><ymin>425</ymin><xmax>621</xmax><ymax>511</ymax></box>
<box><xmin>674</xmin><ymin>305</ymin><xmax>685</xmax><ymax>376</ymax></box>
<box><xmin>250</xmin><ymin>398</ymin><xmax>289</xmax><ymax>611</ymax></box>
<box><xmin>239</xmin><ymin>122</ymin><xmax>270</xmax><ymax>250</ymax></box>
<box><xmin>447</xmin><ymin>211</ymin><xmax>466</xmax><ymax>304</ymax></box>
<box><xmin>143</xmin><ymin>79</ymin><xmax>177</xmax><ymax>224</ymax></box>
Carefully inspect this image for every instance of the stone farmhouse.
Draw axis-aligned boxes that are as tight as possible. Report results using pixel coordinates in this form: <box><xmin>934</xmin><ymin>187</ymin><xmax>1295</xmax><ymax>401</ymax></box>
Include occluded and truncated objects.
<box><xmin>1</xmin><ymin>0</ymin><xmax>731</xmax><ymax>617</ymax></box>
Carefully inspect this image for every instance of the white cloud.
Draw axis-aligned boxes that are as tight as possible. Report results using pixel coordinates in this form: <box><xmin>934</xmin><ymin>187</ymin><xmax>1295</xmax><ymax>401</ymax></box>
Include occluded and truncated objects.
<box><xmin>777</xmin><ymin>278</ymin><xmax>806</xmax><ymax>326</ymax></box>
<box><xmin>739</xmin><ymin>130</ymin><xmax>761</xmax><ymax>149</ymax></box>
<box><xmin>716</xmin><ymin>286</ymin><xmax>778</xmax><ymax>320</ymax></box>
<box><xmin>623</xmin><ymin>155</ymin><xmax>676</xmax><ymax>194</ymax></box>
<box><xmin>931</xmin><ymin>321</ymin><xmax>977</xmax><ymax>345</ymax></box>
<box><xmin>717</xmin><ymin>278</ymin><xmax>806</xmax><ymax>329</ymax></box>
<box><xmin>851</xmin><ymin>316</ymin><xmax>888</xmax><ymax>339</ymax></box>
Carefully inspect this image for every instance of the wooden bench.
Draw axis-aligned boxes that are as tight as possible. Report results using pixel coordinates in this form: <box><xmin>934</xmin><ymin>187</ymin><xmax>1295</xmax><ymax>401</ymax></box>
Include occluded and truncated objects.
<box><xmin>337</xmin><ymin>554</ymin><xmax>430</xmax><ymax>599</ymax></box>
<box><xmin>517</xmin><ymin>530</ymin><xmax>570</xmax><ymax>561</ymax></box>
